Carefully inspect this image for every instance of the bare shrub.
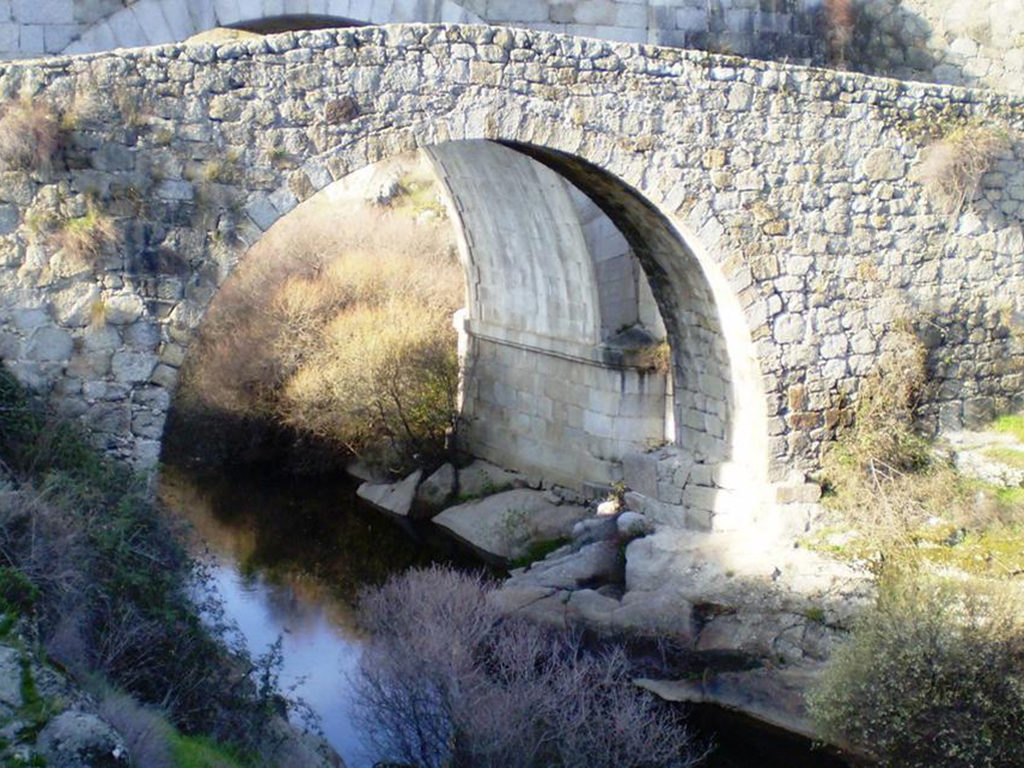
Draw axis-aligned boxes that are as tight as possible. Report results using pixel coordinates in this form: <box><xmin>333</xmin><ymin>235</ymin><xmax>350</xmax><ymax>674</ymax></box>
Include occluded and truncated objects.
<box><xmin>916</xmin><ymin>125</ymin><xmax>1012</xmax><ymax>216</ymax></box>
<box><xmin>353</xmin><ymin>566</ymin><xmax>704</xmax><ymax>768</ymax></box>
<box><xmin>0</xmin><ymin>99</ymin><xmax>60</xmax><ymax>171</ymax></box>
<box><xmin>808</xmin><ymin>572</ymin><xmax>1024</xmax><ymax>767</ymax></box>
<box><xmin>180</xmin><ymin>188</ymin><xmax>463</xmax><ymax>471</ymax></box>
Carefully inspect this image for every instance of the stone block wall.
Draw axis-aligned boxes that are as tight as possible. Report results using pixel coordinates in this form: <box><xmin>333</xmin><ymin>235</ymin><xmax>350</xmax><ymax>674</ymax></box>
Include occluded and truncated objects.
<box><xmin>461</xmin><ymin>332</ymin><xmax>671</xmax><ymax>488</ymax></box>
<box><xmin>0</xmin><ymin>25</ymin><xmax>1021</xmax><ymax>529</ymax></box>
<box><xmin>1</xmin><ymin>1</ymin><xmax>1022</xmax><ymax>97</ymax></box>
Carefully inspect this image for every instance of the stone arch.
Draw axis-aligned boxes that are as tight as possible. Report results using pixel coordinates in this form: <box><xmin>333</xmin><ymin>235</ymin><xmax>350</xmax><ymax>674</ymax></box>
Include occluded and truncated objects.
<box><xmin>180</xmin><ymin>135</ymin><xmax>769</xmax><ymax>529</ymax></box>
<box><xmin>61</xmin><ymin>0</ymin><xmax>482</xmax><ymax>55</ymax></box>
<box><xmin>0</xmin><ymin>27</ymin><xmax>787</xmax><ymax>533</ymax></box>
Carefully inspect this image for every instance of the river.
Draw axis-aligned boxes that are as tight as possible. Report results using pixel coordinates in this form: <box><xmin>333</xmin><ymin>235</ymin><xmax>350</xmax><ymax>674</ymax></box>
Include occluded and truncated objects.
<box><xmin>157</xmin><ymin>464</ymin><xmax>854</xmax><ymax>768</ymax></box>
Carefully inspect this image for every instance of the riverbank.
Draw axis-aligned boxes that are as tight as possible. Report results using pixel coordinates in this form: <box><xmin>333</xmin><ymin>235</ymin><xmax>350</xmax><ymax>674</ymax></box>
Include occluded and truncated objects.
<box><xmin>0</xmin><ymin>368</ymin><xmax>341</xmax><ymax>768</ymax></box>
<box><xmin>158</xmin><ymin>457</ymin><xmax>861</xmax><ymax>768</ymax></box>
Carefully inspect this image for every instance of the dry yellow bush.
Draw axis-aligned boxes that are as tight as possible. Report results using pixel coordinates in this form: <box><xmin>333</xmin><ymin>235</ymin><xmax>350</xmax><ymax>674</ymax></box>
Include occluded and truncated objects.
<box><xmin>180</xmin><ymin>190</ymin><xmax>464</xmax><ymax>472</ymax></box>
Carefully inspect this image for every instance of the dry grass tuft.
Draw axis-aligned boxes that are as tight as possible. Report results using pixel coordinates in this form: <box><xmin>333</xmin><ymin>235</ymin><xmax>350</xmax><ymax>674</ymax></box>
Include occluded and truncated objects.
<box><xmin>916</xmin><ymin>125</ymin><xmax>1012</xmax><ymax>215</ymax></box>
<box><xmin>0</xmin><ymin>99</ymin><xmax>60</xmax><ymax>172</ymax></box>
<box><xmin>53</xmin><ymin>200</ymin><xmax>119</xmax><ymax>269</ymax></box>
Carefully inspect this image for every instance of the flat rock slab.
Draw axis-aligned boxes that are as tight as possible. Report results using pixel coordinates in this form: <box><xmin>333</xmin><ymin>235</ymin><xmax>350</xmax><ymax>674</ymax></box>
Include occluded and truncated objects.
<box><xmin>637</xmin><ymin>665</ymin><xmax>824</xmax><ymax>744</ymax></box>
<box><xmin>506</xmin><ymin>540</ymin><xmax>621</xmax><ymax>590</ymax></box>
<box><xmin>357</xmin><ymin>469</ymin><xmax>422</xmax><ymax>518</ymax></box>
<box><xmin>433</xmin><ymin>488</ymin><xmax>587</xmax><ymax>561</ymax></box>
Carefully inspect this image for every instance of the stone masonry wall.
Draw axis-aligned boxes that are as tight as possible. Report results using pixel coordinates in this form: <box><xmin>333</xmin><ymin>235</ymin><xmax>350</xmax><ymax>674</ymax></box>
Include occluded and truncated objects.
<box><xmin>0</xmin><ymin>25</ymin><xmax>1021</xmax><ymax>520</ymax></box>
<box><xmin>2</xmin><ymin>1</ymin><xmax>1022</xmax><ymax>97</ymax></box>
<box><xmin>461</xmin><ymin>334</ymin><xmax>670</xmax><ymax>489</ymax></box>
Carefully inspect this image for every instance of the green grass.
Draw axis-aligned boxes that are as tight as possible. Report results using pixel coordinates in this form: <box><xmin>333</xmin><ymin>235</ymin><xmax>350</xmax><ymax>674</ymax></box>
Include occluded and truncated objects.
<box><xmin>804</xmin><ymin>517</ymin><xmax>1024</xmax><ymax>579</ymax></box>
<box><xmin>510</xmin><ymin>537</ymin><xmax>571</xmax><ymax>569</ymax></box>
<box><xmin>171</xmin><ymin>733</ymin><xmax>249</xmax><ymax>768</ymax></box>
<box><xmin>984</xmin><ymin>446</ymin><xmax>1024</xmax><ymax>470</ymax></box>
<box><xmin>17</xmin><ymin>653</ymin><xmax>55</xmax><ymax>741</ymax></box>
<box><xmin>992</xmin><ymin>413</ymin><xmax>1024</xmax><ymax>442</ymax></box>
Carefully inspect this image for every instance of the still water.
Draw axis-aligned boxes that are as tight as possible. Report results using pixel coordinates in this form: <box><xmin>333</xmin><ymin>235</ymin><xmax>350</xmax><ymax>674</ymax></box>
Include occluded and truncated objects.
<box><xmin>158</xmin><ymin>465</ymin><xmax>853</xmax><ymax>768</ymax></box>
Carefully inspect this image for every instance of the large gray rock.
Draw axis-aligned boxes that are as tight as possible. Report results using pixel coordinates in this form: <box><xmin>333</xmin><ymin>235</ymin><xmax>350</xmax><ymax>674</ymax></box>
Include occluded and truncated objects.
<box><xmin>414</xmin><ymin>462</ymin><xmax>456</xmax><ymax>514</ymax></box>
<box><xmin>26</xmin><ymin>327</ymin><xmax>73</xmax><ymax>361</ymax></box>
<box><xmin>456</xmin><ymin>460</ymin><xmax>527</xmax><ymax>500</ymax></box>
<box><xmin>433</xmin><ymin>489</ymin><xmax>587</xmax><ymax>561</ymax></box>
<box><xmin>506</xmin><ymin>540</ymin><xmax>621</xmax><ymax>590</ymax></box>
<box><xmin>637</xmin><ymin>665</ymin><xmax>830</xmax><ymax>746</ymax></box>
<box><xmin>0</xmin><ymin>645</ymin><xmax>22</xmax><ymax>718</ymax></box>
<box><xmin>357</xmin><ymin>469</ymin><xmax>423</xmax><ymax>518</ymax></box>
<box><xmin>37</xmin><ymin>710</ymin><xmax>129</xmax><ymax>768</ymax></box>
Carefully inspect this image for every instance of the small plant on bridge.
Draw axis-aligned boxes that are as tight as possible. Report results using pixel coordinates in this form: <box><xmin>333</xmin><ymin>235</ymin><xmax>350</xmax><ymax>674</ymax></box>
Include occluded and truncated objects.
<box><xmin>0</xmin><ymin>99</ymin><xmax>60</xmax><ymax>172</ymax></box>
<box><xmin>53</xmin><ymin>199</ymin><xmax>119</xmax><ymax>269</ymax></box>
<box><xmin>915</xmin><ymin>123</ymin><xmax>1013</xmax><ymax>217</ymax></box>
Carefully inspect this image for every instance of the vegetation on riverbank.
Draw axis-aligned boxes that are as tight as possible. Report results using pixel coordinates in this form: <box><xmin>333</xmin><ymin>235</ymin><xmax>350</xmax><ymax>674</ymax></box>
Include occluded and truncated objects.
<box><xmin>169</xmin><ymin>157</ymin><xmax>463</xmax><ymax>476</ymax></box>
<box><xmin>808</xmin><ymin>329</ymin><xmax>1024</xmax><ymax>765</ymax></box>
<box><xmin>0</xmin><ymin>367</ymin><xmax>326</xmax><ymax>767</ymax></box>
<box><xmin>354</xmin><ymin>566</ymin><xmax>706</xmax><ymax>768</ymax></box>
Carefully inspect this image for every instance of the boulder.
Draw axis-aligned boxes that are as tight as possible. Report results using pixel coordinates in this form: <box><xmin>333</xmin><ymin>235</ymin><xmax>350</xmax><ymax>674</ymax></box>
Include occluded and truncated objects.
<box><xmin>456</xmin><ymin>460</ymin><xmax>527</xmax><ymax>500</ymax></box>
<box><xmin>572</xmin><ymin>515</ymin><xmax>617</xmax><ymax>545</ymax></box>
<box><xmin>433</xmin><ymin>489</ymin><xmax>587</xmax><ymax>562</ymax></box>
<box><xmin>356</xmin><ymin>470</ymin><xmax>423</xmax><ymax>518</ymax></box>
<box><xmin>566</xmin><ymin>589</ymin><xmax>621</xmax><ymax>631</ymax></box>
<box><xmin>636</xmin><ymin>664</ymin><xmax>828</xmax><ymax>746</ymax></box>
<box><xmin>345</xmin><ymin>460</ymin><xmax>388</xmax><ymax>485</ymax></box>
<box><xmin>505</xmin><ymin>540</ymin><xmax>621</xmax><ymax>590</ymax></box>
<box><xmin>37</xmin><ymin>710</ymin><xmax>129</xmax><ymax>768</ymax></box>
<box><xmin>0</xmin><ymin>645</ymin><xmax>22</xmax><ymax>718</ymax></box>
<box><xmin>414</xmin><ymin>463</ymin><xmax>456</xmax><ymax>515</ymax></box>
<box><xmin>616</xmin><ymin>511</ymin><xmax>653</xmax><ymax>539</ymax></box>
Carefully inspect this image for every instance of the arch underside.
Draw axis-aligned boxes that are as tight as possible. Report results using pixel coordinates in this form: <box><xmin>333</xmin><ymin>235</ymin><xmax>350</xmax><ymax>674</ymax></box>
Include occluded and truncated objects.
<box><xmin>427</xmin><ymin>141</ymin><xmax>679</xmax><ymax>488</ymax></box>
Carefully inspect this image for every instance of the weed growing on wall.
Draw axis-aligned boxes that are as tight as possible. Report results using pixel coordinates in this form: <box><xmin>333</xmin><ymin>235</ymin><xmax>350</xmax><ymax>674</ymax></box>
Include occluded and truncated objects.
<box><xmin>53</xmin><ymin>199</ymin><xmax>119</xmax><ymax>269</ymax></box>
<box><xmin>915</xmin><ymin>124</ymin><xmax>1012</xmax><ymax>216</ymax></box>
<box><xmin>0</xmin><ymin>99</ymin><xmax>60</xmax><ymax>172</ymax></box>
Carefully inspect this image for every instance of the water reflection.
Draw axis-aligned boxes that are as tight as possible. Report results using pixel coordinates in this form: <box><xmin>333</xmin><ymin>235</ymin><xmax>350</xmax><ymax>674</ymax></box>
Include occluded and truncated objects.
<box><xmin>158</xmin><ymin>465</ymin><xmax>482</xmax><ymax>768</ymax></box>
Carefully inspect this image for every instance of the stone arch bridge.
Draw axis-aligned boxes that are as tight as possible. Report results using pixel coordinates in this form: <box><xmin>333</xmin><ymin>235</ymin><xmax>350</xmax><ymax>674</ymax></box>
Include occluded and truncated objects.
<box><xmin>0</xmin><ymin>23</ymin><xmax>1022</xmax><ymax>535</ymax></box>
